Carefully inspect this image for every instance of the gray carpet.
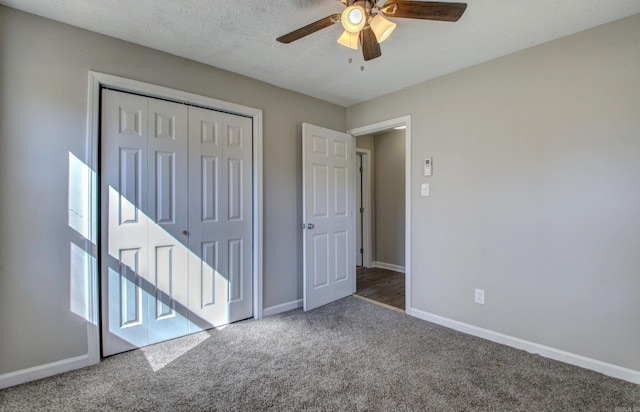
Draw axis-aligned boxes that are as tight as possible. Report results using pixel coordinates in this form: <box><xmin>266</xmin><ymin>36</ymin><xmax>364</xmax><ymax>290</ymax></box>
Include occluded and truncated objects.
<box><xmin>1</xmin><ymin>297</ymin><xmax>638</xmax><ymax>411</ymax></box>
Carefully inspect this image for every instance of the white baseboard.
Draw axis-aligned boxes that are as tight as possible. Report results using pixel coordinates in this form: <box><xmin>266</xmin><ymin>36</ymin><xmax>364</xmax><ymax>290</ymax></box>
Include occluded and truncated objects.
<box><xmin>372</xmin><ymin>261</ymin><xmax>405</xmax><ymax>273</ymax></box>
<box><xmin>409</xmin><ymin>307</ymin><xmax>640</xmax><ymax>385</ymax></box>
<box><xmin>0</xmin><ymin>353</ymin><xmax>96</xmax><ymax>389</ymax></box>
<box><xmin>262</xmin><ymin>299</ymin><xmax>303</xmax><ymax>317</ymax></box>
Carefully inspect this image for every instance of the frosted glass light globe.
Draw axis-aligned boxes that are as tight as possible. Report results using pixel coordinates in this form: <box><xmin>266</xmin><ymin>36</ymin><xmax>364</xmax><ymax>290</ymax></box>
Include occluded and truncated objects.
<box><xmin>341</xmin><ymin>5</ymin><xmax>366</xmax><ymax>33</ymax></box>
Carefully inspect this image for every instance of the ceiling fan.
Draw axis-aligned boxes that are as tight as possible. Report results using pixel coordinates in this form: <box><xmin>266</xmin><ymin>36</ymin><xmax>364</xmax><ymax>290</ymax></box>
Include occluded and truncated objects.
<box><xmin>276</xmin><ymin>0</ymin><xmax>467</xmax><ymax>61</ymax></box>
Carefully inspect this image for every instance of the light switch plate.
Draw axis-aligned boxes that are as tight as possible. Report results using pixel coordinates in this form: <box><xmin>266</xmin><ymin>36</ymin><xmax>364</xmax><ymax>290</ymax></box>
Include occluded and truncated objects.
<box><xmin>421</xmin><ymin>183</ymin><xmax>429</xmax><ymax>197</ymax></box>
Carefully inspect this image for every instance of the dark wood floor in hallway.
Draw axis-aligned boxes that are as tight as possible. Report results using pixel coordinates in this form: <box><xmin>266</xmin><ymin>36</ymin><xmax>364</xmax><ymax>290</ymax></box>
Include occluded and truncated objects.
<box><xmin>355</xmin><ymin>267</ymin><xmax>405</xmax><ymax>310</ymax></box>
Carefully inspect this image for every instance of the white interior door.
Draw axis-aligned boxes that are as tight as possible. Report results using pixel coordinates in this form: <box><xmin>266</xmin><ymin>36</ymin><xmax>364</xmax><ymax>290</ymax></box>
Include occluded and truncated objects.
<box><xmin>101</xmin><ymin>90</ymin><xmax>190</xmax><ymax>355</ymax></box>
<box><xmin>302</xmin><ymin>123</ymin><xmax>356</xmax><ymax>311</ymax></box>
<box><xmin>101</xmin><ymin>89</ymin><xmax>253</xmax><ymax>356</ymax></box>
<box><xmin>146</xmin><ymin>98</ymin><xmax>190</xmax><ymax>345</ymax></box>
<box><xmin>356</xmin><ymin>154</ymin><xmax>363</xmax><ymax>267</ymax></box>
<box><xmin>217</xmin><ymin>111</ymin><xmax>253</xmax><ymax>322</ymax></box>
<box><xmin>187</xmin><ymin>107</ymin><xmax>253</xmax><ymax>330</ymax></box>
<box><xmin>102</xmin><ymin>90</ymin><xmax>150</xmax><ymax>355</ymax></box>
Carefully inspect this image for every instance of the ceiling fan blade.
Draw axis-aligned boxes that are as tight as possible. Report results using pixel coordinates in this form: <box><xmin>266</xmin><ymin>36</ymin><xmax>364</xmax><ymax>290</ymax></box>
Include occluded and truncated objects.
<box><xmin>360</xmin><ymin>26</ymin><xmax>382</xmax><ymax>61</ymax></box>
<box><xmin>381</xmin><ymin>1</ymin><xmax>467</xmax><ymax>22</ymax></box>
<box><xmin>277</xmin><ymin>14</ymin><xmax>342</xmax><ymax>44</ymax></box>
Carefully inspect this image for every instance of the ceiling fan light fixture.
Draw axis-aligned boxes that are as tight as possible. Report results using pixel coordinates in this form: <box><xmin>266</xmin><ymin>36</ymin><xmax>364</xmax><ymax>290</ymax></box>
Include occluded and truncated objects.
<box><xmin>337</xmin><ymin>30</ymin><xmax>359</xmax><ymax>50</ymax></box>
<box><xmin>276</xmin><ymin>1</ymin><xmax>468</xmax><ymax>62</ymax></box>
<box><xmin>370</xmin><ymin>14</ymin><xmax>396</xmax><ymax>43</ymax></box>
<box><xmin>341</xmin><ymin>5</ymin><xmax>366</xmax><ymax>33</ymax></box>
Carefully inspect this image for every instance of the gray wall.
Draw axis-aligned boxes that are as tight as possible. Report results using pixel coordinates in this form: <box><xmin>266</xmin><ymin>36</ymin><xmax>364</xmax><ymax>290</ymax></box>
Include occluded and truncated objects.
<box><xmin>0</xmin><ymin>6</ymin><xmax>345</xmax><ymax>376</ymax></box>
<box><xmin>373</xmin><ymin>130</ymin><xmax>405</xmax><ymax>267</ymax></box>
<box><xmin>348</xmin><ymin>14</ymin><xmax>640</xmax><ymax>371</ymax></box>
<box><xmin>356</xmin><ymin>135</ymin><xmax>375</xmax><ymax>152</ymax></box>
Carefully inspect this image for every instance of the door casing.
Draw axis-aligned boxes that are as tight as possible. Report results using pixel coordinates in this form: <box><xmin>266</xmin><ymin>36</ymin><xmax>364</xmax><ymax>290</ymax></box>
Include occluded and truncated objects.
<box><xmin>348</xmin><ymin>116</ymin><xmax>411</xmax><ymax>312</ymax></box>
<box><xmin>85</xmin><ymin>71</ymin><xmax>264</xmax><ymax>364</ymax></box>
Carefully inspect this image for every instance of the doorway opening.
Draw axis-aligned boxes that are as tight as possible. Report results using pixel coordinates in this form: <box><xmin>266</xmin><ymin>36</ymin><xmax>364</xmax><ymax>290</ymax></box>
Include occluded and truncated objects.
<box><xmin>355</xmin><ymin>150</ymin><xmax>372</xmax><ymax>268</ymax></box>
<box><xmin>349</xmin><ymin>117</ymin><xmax>411</xmax><ymax>312</ymax></box>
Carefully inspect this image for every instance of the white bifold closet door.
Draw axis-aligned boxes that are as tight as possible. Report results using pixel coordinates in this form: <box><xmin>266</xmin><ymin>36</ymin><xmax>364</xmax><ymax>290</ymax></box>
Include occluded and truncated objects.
<box><xmin>101</xmin><ymin>89</ymin><xmax>252</xmax><ymax>356</ymax></box>
<box><xmin>187</xmin><ymin>106</ymin><xmax>253</xmax><ymax>331</ymax></box>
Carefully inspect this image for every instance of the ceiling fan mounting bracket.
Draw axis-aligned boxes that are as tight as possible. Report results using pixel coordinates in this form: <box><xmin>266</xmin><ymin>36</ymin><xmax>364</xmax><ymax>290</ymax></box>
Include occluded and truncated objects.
<box><xmin>343</xmin><ymin>0</ymin><xmax>376</xmax><ymax>10</ymax></box>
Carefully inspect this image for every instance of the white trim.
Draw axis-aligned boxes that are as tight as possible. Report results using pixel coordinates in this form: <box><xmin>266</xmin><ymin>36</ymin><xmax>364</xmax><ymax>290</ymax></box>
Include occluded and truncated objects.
<box><xmin>372</xmin><ymin>261</ymin><xmax>405</xmax><ymax>274</ymax></box>
<box><xmin>252</xmin><ymin>111</ymin><xmax>264</xmax><ymax>320</ymax></box>
<box><xmin>262</xmin><ymin>299</ymin><xmax>303</xmax><ymax>317</ymax></box>
<box><xmin>348</xmin><ymin>115</ymin><xmax>412</xmax><ymax>313</ymax></box>
<box><xmin>0</xmin><ymin>354</ymin><xmax>90</xmax><ymax>390</ymax></box>
<box><xmin>355</xmin><ymin>149</ymin><xmax>372</xmax><ymax>268</ymax></box>
<box><xmin>89</xmin><ymin>72</ymin><xmax>259</xmax><ymax>118</ymax></box>
<box><xmin>410</xmin><ymin>308</ymin><xmax>640</xmax><ymax>385</ymax></box>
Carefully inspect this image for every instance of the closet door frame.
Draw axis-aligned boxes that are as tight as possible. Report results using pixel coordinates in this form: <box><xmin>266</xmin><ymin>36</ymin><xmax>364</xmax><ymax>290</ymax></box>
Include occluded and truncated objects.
<box><xmin>85</xmin><ymin>71</ymin><xmax>263</xmax><ymax>363</ymax></box>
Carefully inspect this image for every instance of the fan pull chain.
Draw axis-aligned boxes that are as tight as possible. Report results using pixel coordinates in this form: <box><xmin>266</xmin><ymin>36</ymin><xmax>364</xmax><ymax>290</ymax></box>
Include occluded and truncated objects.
<box><xmin>347</xmin><ymin>57</ymin><xmax>366</xmax><ymax>71</ymax></box>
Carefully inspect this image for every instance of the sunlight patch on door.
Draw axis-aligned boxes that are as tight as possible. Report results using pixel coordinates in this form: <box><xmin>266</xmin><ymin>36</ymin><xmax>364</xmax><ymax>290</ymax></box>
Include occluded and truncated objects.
<box><xmin>107</xmin><ymin>186</ymin><xmax>231</xmax><ymax>347</ymax></box>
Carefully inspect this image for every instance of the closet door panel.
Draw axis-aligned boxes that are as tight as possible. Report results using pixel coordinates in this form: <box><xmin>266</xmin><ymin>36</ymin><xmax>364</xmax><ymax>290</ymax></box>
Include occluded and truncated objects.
<box><xmin>188</xmin><ymin>107</ymin><xmax>228</xmax><ymax>330</ymax></box>
<box><xmin>222</xmin><ymin>115</ymin><xmax>253</xmax><ymax>322</ymax></box>
<box><xmin>147</xmin><ymin>98</ymin><xmax>190</xmax><ymax>344</ymax></box>
<box><xmin>101</xmin><ymin>90</ymin><xmax>150</xmax><ymax>356</ymax></box>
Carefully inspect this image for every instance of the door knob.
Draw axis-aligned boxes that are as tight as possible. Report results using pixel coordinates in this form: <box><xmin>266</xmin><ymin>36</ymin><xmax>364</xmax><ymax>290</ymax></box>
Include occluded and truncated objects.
<box><xmin>307</xmin><ymin>223</ymin><xmax>315</xmax><ymax>229</ymax></box>
<box><xmin>182</xmin><ymin>230</ymin><xmax>189</xmax><ymax>236</ymax></box>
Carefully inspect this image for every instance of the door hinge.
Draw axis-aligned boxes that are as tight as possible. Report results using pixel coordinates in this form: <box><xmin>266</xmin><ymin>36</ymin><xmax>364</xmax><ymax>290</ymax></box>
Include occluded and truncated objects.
<box><xmin>359</xmin><ymin>166</ymin><xmax>363</xmax><ymax>173</ymax></box>
<box><xmin>360</xmin><ymin>207</ymin><xmax>364</xmax><ymax>214</ymax></box>
<box><xmin>360</xmin><ymin>248</ymin><xmax>364</xmax><ymax>254</ymax></box>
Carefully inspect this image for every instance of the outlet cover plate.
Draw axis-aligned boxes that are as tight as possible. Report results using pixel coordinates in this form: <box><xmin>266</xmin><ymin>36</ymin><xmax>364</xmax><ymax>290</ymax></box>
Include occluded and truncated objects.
<box><xmin>475</xmin><ymin>289</ymin><xmax>485</xmax><ymax>305</ymax></box>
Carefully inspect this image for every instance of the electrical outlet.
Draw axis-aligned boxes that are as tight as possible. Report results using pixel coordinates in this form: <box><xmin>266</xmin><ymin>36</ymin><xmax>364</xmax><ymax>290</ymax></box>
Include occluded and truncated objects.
<box><xmin>474</xmin><ymin>289</ymin><xmax>485</xmax><ymax>305</ymax></box>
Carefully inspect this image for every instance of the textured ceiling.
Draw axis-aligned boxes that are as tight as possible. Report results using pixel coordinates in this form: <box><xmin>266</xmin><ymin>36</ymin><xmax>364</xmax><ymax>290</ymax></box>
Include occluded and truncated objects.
<box><xmin>2</xmin><ymin>0</ymin><xmax>639</xmax><ymax>106</ymax></box>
